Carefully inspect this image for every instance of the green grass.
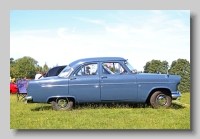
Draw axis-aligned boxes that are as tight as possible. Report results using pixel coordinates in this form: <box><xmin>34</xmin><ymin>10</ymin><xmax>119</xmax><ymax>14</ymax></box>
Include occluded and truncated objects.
<box><xmin>10</xmin><ymin>93</ymin><xmax>190</xmax><ymax>129</ymax></box>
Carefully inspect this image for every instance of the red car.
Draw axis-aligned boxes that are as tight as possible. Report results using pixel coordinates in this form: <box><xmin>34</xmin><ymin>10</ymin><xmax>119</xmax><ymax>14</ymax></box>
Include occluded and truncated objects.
<box><xmin>10</xmin><ymin>83</ymin><xmax>18</xmax><ymax>94</ymax></box>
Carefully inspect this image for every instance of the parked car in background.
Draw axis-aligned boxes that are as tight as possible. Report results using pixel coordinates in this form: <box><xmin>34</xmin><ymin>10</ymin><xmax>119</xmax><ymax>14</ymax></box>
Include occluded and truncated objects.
<box><xmin>10</xmin><ymin>83</ymin><xmax>18</xmax><ymax>94</ymax></box>
<box><xmin>42</xmin><ymin>65</ymin><xmax>67</xmax><ymax>78</ymax></box>
<box><xmin>25</xmin><ymin>57</ymin><xmax>182</xmax><ymax>111</ymax></box>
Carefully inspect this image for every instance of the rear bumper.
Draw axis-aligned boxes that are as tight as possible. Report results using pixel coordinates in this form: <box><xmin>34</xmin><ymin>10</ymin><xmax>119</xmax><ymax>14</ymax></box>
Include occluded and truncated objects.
<box><xmin>24</xmin><ymin>96</ymin><xmax>33</xmax><ymax>101</ymax></box>
<box><xmin>172</xmin><ymin>91</ymin><xmax>182</xmax><ymax>100</ymax></box>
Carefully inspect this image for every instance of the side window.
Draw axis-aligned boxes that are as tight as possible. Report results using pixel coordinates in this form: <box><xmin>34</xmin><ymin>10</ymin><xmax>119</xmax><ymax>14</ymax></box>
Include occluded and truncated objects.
<box><xmin>102</xmin><ymin>62</ymin><xmax>127</xmax><ymax>74</ymax></box>
<box><xmin>74</xmin><ymin>63</ymin><xmax>98</xmax><ymax>76</ymax></box>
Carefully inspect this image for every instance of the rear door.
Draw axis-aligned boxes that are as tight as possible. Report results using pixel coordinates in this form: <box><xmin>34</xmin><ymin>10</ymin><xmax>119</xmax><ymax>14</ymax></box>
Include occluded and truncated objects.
<box><xmin>68</xmin><ymin>63</ymin><xmax>101</xmax><ymax>102</ymax></box>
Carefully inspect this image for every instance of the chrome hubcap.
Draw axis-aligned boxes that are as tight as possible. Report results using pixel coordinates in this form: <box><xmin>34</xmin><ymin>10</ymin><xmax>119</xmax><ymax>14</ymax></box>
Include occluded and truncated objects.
<box><xmin>57</xmin><ymin>99</ymin><xmax>68</xmax><ymax>108</ymax></box>
<box><xmin>156</xmin><ymin>94</ymin><xmax>167</xmax><ymax>106</ymax></box>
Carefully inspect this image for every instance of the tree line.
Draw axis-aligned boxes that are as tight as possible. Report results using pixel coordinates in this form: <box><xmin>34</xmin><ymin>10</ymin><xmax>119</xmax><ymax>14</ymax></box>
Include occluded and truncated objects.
<box><xmin>10</xmin><ymin>56</ymin><xmax>190</xmax><ymax>93</ymax></box>
<box><xmin>10</xmin><ymin>56</ymin><xmax>50</xmax><ymax>79</ymax></box>
<box><xmin>143</xmin><ymin>59</ymin><xmax>190</xmax><ymax>93</ymax></box>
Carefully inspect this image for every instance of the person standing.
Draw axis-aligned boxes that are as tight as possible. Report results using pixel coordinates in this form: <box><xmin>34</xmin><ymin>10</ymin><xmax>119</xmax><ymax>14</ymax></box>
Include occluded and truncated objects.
<box><xmin>35</xmin><ymin>71</ymin><xmax>42</xmax><ymax>80</ymax></box>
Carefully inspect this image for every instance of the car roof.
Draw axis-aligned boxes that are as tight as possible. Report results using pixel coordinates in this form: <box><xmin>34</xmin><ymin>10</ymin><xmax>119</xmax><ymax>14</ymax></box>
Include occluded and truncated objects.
<box><xmin>69</xmin><ymin>57</ymin><xmax>126</xmax><ymax>68</ymax></box>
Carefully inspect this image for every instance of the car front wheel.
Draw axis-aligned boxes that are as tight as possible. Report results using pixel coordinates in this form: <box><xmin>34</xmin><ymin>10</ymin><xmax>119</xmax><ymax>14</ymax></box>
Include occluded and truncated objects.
<box><xmin>51</xmin><ymin>97</ymin><xmax>73</xmax><ymax>111</ymax></box>
<box><xmin>150</xmin><ymin>91</ymin><xmax>172</xmax><ymax>108</ymax></box>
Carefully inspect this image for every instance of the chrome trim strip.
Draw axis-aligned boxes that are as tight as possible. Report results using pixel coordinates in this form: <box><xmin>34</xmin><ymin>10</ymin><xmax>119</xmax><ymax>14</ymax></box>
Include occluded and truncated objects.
<box><xmin>41</xmin><ymin>82</ymin><xmax>175</xmax><ymax>87</ymax></box>
<box><xmin>42</xmin><ymin>84</ymin><xmax>99</xmax><ymax>87</ymax></box>
<box><xmin>101</xmin><ymin>82</ymin><xmax>137</xmax><ymax>85</ymax></box>
<box><xmin>41</xmin><ymin>84</ymin><xmax>69</xmax><ymax>87</ymax></box>
<box><xmin>138</xmin><ymin>82</ymin><xmax>175</xmax><ymax>84</ymax></box>
<box><xmin>101</xmin><ymin>82</ymin><xmax>174</xmax><ymax>85</ymax></box>
<box><xmin>69</xmin><ymin>84</ymin><xmax>99</xmax><ymax>86</ymax></box>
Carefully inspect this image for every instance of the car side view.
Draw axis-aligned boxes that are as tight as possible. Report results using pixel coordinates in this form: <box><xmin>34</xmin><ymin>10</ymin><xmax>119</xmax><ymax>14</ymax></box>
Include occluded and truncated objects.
<box><xmin>25</xmin><ymin>57</ymin><xmax>181</xmax><ymax>111</ymax></box>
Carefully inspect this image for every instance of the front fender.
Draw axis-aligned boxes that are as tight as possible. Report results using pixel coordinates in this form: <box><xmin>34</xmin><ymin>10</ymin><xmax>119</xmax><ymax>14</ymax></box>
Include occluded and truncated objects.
<box><xmin>143</xmin><ymin>86</ymin><xmax>172</xmax><ymax>102</ymax></box>
<box><xmin>148</xmin><ymin>86</ymin><xmax>172</xmax><ymax>95</ymax></box>
<box><xmin>137</xmin><ymin>86</ymin><xmax>172</xmax><ymax>103</ymax></box>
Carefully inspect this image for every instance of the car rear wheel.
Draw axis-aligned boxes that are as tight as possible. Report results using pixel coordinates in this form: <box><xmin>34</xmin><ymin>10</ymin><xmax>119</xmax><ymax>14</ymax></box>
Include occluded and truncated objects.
<box><xmin>150</xmin><ymin>91</ymin><xmax>172</xmax><ymax>108</ymax></box>
<box><xmin>51</xmin><ymin>97</ymin><xmax>73</xmax><ymax>111</ymax></box>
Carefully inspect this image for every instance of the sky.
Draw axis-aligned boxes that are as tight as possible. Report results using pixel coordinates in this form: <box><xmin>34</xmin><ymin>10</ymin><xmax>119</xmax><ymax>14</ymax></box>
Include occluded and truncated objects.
<box><xmin>10</xmin><ymin>10</ymin><xmax>190</xmax><ymax>71</ymax></box>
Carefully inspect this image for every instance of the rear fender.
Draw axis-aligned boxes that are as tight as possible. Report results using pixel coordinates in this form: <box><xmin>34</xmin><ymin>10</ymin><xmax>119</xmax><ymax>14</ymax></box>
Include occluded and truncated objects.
<box><xmin>46</xmin><ymin>95</ymin><xmax>76</xmax><ymax>103</ymax></box>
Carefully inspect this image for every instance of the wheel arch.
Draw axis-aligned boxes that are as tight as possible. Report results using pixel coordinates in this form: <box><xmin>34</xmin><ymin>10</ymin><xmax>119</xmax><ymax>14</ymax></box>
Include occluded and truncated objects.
<box><xmin>146</xmin><ymin>87</ymin><xmax>172</xmax><ymax>104</ymax></box>
<box><xmin>46</xmin><ymin>95</ymin><xmax>76</xmax><ymax>104</ymax></box>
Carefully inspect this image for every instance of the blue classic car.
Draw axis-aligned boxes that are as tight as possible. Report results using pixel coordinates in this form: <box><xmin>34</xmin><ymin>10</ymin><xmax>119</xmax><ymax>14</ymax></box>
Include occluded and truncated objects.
<box><xmin>25</xmin><ymin>57</ymin><xmax>181</xmax><ymax>110</ymax></box>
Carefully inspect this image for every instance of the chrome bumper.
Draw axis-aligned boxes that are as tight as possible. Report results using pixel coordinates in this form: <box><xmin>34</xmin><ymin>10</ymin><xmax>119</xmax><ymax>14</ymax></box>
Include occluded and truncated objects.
<box><xmin>172</xmin><ymin>92</ymin><xmax>182</xmax><ymax>100</ymax></box>
<box><xmin>24</xmin><ymin>96</ymin><xmax>33</xmax><ymax>101</ymax></box>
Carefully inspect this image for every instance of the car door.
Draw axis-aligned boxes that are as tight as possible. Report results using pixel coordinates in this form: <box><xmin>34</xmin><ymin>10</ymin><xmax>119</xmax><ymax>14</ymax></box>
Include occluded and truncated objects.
<box><xmin>68</xmin><ymin>63</ymin><xmax>101</xmax><ymax>102</ymax></box>
<box><xmin>100</xmin><ymin>61</ymin><xmax>138</xmax><ymax>101</ymax></box>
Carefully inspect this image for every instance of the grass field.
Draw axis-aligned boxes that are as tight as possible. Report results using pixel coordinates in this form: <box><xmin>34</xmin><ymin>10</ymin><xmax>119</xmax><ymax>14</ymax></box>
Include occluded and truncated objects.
<box><xmin>10</xmin><ymin>93</ymin><xmax>190</xmax><ymax>129</ymax></box>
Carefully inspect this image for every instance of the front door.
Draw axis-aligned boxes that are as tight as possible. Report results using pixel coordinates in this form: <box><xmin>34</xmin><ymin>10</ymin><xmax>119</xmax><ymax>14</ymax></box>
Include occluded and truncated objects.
<box><xmin>68</xmin><ymin>63</ymin><xmax>100</xmax><ymax>102</ymax></box>
<box><xmin>100</xmin><ymin>62</ymin><xmax>138</xmax><ymax>101</ymax></box>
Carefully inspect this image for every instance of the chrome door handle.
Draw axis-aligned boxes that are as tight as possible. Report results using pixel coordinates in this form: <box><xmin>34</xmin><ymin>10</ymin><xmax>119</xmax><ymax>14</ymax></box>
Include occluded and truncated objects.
<box><xmin>101</xmin><ymin>76</ymin><xmax>107</xmax><ymax>79</ymax></box>
<box><xmin>70</xmin><ymin>78</ymin><xmax>76</xmax><ymax>80</ymax></box>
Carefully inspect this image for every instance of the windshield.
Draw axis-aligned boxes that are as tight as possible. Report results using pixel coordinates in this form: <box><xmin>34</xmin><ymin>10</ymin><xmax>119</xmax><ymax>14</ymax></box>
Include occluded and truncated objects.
<box><xmin>124</xmin><ymin>61</ymin><xmax>137</xmax><ymax>74</ymax></box>
<box><xmin>58</xmin><ymin>65</ymin><xmax>73</xmax><ymax>78</ymax></box>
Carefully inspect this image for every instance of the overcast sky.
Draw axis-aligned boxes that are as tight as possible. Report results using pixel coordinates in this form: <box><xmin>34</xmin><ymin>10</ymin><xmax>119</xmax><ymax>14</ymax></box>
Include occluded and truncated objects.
<box><xmin>10</xmin><ymin>10</ymin><xmax>190</xmax><ymax>71</ymax></box>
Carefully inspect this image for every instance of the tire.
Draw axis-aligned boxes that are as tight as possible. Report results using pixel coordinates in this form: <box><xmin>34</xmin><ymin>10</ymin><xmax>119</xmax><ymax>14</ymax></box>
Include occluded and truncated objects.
<box><xmin>150</xmin><ymin>91</ymin><xmax>172</xmax><ymax>109</ymax></box>
<box><xmin>51</xmin><ymin>97</ymin><xmax>73</xmax><ymax>111</ymax></box>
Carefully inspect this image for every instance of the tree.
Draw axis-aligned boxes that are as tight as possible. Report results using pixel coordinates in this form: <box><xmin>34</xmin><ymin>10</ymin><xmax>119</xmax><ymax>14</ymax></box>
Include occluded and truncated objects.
<box><xmin>10</xmin><ymin>58</ymin><xmax>15</xmax><ymax>78</ymax></box>
<box><xmin>143</xmin><ymin>60</ymin><xmax>169</xmax><ymax>74</ymax></box>
<box><xmin>35</xmin><ymin>65</ymin><xmax>43</xmax><ymax>73</ymax></box>
<box><xmin>42</xmin><ymin>62</ymin><xmax>49</xmax><ymax>74</ymax></box>
<box><xmin>10</xmin><ymin>56</ymin><xmax>38</xmax><ymax>79</ymax></box>
<box><xmin>143</xmin><ymin>61</ymin><xmax>150</xmax><ymax>73</ymax></box>
<box><xmin>10</xmin><ymin>58</ymin><xmax>15</xmax><ymax>65</ymax></box>
<box><xmin>169</xmin><ymin>59</ymin><xmax>190</xmax><ymax>93</ymax></box>
<box><xmin>159</xmin><ymin>60</ymin><xmax>169</xmax><ymax>74</ymax></box>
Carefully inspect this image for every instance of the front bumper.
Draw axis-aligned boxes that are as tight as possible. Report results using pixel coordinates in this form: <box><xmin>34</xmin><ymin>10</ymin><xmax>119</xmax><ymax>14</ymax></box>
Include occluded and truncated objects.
<box><xmin>172</xmin><ymin>92</ymin><xmax>182</xmax><ymax>100</ymax></box>
<box><xmin>24</xmin><ymin>96</ymin><xmax>33</xmax><ymax>101</ymax></box>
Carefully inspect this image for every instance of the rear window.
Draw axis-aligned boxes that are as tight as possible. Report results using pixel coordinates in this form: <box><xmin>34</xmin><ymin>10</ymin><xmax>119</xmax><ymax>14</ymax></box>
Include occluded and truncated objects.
<box><xmin>45</xmin><ymin>66</ymin><xmax>66</xmax><ymax>77</ymax></box>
